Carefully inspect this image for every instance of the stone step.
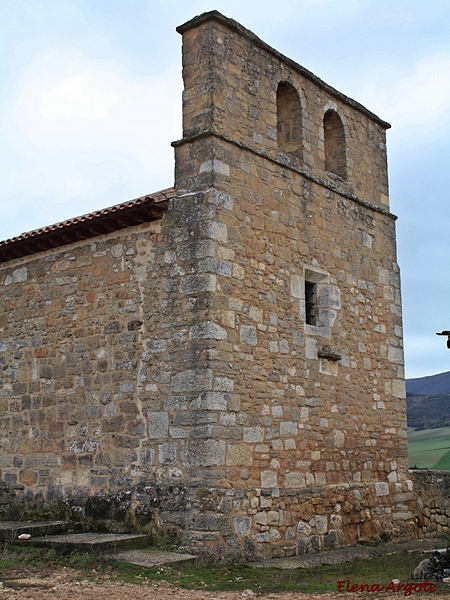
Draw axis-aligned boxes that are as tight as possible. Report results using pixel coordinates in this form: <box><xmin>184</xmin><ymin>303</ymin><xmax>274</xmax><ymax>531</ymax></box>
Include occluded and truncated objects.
<box><xmin>2</xmin><ymin>522</ymin><xmax>198</xmax><ymax>566</ymax></box>
<box><xmin>0</xmin><ymin>520</ymin><xmax>68</xmax><ymax>542</ymax></box>
<box><xmin>114</xmin><ymin>548</ymin><xmax>198</xmax><ymax>568</ymax></box>
<box><xmin>15</xmin><ymin>532</ymin><xmax>153</xmax><ymax>553</ymax></box>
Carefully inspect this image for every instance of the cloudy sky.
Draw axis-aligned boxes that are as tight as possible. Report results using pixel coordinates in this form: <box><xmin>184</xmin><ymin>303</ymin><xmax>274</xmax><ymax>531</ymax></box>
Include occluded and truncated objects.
<box><xmin>1</xmin><ymin>0</ymin><xmax>449</xmax><ymax>379</ymax></box>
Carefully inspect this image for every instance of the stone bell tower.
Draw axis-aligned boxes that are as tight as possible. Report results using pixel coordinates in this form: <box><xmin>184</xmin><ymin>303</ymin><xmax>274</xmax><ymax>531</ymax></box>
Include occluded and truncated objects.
<box><xmin>167</xmin><ymin>11</ymin><xmax>413</xmax><ymax>558</ymax></box>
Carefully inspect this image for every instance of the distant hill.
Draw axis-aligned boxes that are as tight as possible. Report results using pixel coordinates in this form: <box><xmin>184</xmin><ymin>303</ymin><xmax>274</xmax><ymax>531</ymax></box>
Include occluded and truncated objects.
<box><xmin>407</xmin><ymin>371</ymin><xmax>450</xmax><ymax>430</ymax></box>
<box><xmin>407</xmin><ymin>393</ymin><xmax>450</xmax><ymax>430</ymax></box>
<box><xmin>407</xmin><ymin>371</ymin><xmax>450</xmax><ymax>395</ymax></box>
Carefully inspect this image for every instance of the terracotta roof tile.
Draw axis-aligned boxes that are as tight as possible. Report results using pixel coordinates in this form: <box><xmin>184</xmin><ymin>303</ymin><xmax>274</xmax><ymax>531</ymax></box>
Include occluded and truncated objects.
<box><xmin>0</xmin><ymin>187</ymin><xmax>176</xmax><ymax>264</ymax></box>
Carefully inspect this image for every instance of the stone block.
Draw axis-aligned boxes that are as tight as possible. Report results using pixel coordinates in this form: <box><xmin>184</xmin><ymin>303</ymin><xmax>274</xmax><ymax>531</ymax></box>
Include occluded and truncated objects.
<box><xmin>317</xmin><ymin>285</ymin><xmax>341</xmax><ymax>309</ymax></box>
<box><xmin>226</xmin><ymin>444</ymin><xmax>253</xmax><ymax>466</ymax></box>
<box><xmin>12</xmin><ymin>267</ymin><xmax>28</xmax><ymax>283</ymax></box>
<box><xmin>267</xmin><ymin>511</ymin><xmax>279</xmax><ymax>525</ymax></box>
<box><xmin>285</xmin><ymin>472</ymin><xmax>305</xmax><ymax>488</ymax></box>
<box><xmin>315</xmin><ymin>515</ymin><xmax>328</xmax><ymax>534</ymax></box>
<box><xmin>233</xmin><ymin>517</ymin><xmax>252</xmax><ymax>536</ymax></box>
<box><xmin>146</xmin><ymin>340</ymin><xmax>167</xmax><ymax>353</ymax></box>
<box><xmin>140</xmin><ymin>448</ymin><xmax>155</xmax><ymax>465</ymax></box>
<box><xmin>147</xmin><ymin>412</ymin><xmax>168</xmax><ymax>439</ymax></box>
<box><xmin>305</xmin><ymin>338</ymin><xmax>317</xmax><ymax>359</ymax></box>
<box><xmin>190</xmin><ymin>321</ymin><xmax>227</xmax><ymax>340</ymax></box>
<box><xmin>243</xmin><ymin>427</ymin><xmax>264</xmax><ymax>443</ymax></box>
<box><xmin>290</xmin><ymin>274</ymin><xmax>304</xmax><ymax>299</ymax></box>
<box><xmin>207</xmin><ymin>221</ymin><xmax>228</xmax><ymax>242</ymax></box>
<box><xmin>199</xmin><ymin>159</ymin><xmax>230</xmax><ymax>176</ymax></box>
<box><xmin>261</xmin><ymin>470</ymin><xmax>277</xmax><ymax>488</ymax></box>
<box><xmin>232</xmin><ymin>264</ymin><xmax>245</xmax><ymax>279</ymax></box>
<box><xmin>180</xmin><ymin>440</ymin><xmax>226</xmax><ymax>467</ymax></box>
<box><xmin>189</xmin><ymin>392</ymin><xmax>228</xmax><ymax>410</ymax></box>
<box><xmin>163</xmin><ymin>396</ymin><xmax>188</xmax><ymax>410</ymax></box>
<box><xmin>198</xmin><ymin>258</ymin><xmax>232</xmax><ymax>277</ymax></box>
<box><xmin>180</xmin><ymin>274</ymin><xmax>216</xmax><ymax>295</ymax></box>
<box><xmin>193</xmin><ymin>513</ymin><xmax>229</xmax><ymax>531</ymax></box>
<box><xmin>254</xmin><ymin>511</ymin><xmax>268</xmax><ymax>525</ymax></box>
<box><xmin>297</xmin><ymin>520</ymin><xmax>312</xmax><ymax>536</ymax></box>
<box><xmin>158</xmin><ymin>442</ymin><xmax>177</xmax><ymax>465</ymax></box>
<box><xmin>280</xmin><ymin>422</ymin><xmax>297</xmax><ymax>437</ymax></box>
<box><xmin>172</xmin><ymin>369</ymin><xmax>213</xmax><ymax>392</ymax></box>
<box><xmin>392</xmin><ymin>379</ymin><xmax>406</xmax><ymax>398</ymax></box>
<box><xmin>333</xmin><ymin>430</ymin><xmax>345</xmax><ymax>447</ymax></box>
<box><xmin>213</xmin><ymin>377</ymin><xmax>234</xmax><ymax>392</ymax></box>
<box><xmin>388</xmin><ymin>346</ymin><xmax>403</xmax><ymax>364</ymax></box>
<box><xmin>375</xmin><ymin>482</ymin><xmax>389</xmax><ymax>496</ymax></box>
<box><xmin>240</xmin><ymin>325</ymin><xmax>257</xmax><ymax>346</ymax></box>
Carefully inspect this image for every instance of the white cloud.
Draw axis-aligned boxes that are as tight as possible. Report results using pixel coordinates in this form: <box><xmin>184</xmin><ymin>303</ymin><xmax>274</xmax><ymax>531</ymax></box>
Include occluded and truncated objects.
<box><xmin>0</xmin><ymin>48</ymin><xmax>183</xmax><ymax>240</ymax></box>
<box><xmin>358</xmin><ymin>54</ymin><xmax>450</xmax><ymax>133</ymax></box>
<box><xmin>39</xmin><ymin>71</ymin><xmax>120</xmax><ymax>120</ymax></box>
<box><xmin>64</xmin><ymin>176</ymin><xmax>84</xmax><ymax>191</ymax></box>
<box><xmin>5</xmin><ymin>48</ymin><xmax>182</xmax><ymax>172</ymax></box>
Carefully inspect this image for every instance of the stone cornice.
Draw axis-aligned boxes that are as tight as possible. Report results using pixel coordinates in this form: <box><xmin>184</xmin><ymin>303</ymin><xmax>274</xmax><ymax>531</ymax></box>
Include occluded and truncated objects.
<box><xmin>172</xmin><ymin>130</ymin><xmax>397</xmax><ymax>220</ymax></box>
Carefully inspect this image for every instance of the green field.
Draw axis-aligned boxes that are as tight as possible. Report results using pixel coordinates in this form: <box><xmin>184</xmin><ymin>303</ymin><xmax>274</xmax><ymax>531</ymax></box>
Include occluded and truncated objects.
<box><xmin>408</xmin><ymin>426</ymin><xmax>450</xmax><ymax>469</ymax></box>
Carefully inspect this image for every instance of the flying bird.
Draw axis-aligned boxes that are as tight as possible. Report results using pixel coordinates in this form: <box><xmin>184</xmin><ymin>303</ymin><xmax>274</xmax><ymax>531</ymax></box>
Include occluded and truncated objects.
<box><xmin>436</xmin><ymin>331</ymin><xmax>450</xmax><ymax>349</ymax></box>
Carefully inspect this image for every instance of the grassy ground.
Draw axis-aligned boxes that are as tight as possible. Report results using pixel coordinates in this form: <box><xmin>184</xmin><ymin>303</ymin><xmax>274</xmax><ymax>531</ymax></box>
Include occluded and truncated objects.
<box><xmin>408</xmin><ymin>426</ymin><xmax>450</xmax><ymax>469</ymax></box>
<box><xmin>1</xmin><ymin>545</ymin><xmax>450</xmax><ymax>594</ymax></box>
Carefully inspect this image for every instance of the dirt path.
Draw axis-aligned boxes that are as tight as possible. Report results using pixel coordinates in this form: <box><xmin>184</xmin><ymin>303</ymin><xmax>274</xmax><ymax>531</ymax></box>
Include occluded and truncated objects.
<box><xmin>0</xmin><ymin>566</ymin><xmax>448</xmax><ymax>600</ymax></box>
<box><xmin>0</xmin><ymin>571</ymin><xmax>449</xmax><ymax>600</ymax></box>
<box><xmin>0</xmin><ymin>568</ymin><xmax>334</xmax><ymax>599</ymax></box>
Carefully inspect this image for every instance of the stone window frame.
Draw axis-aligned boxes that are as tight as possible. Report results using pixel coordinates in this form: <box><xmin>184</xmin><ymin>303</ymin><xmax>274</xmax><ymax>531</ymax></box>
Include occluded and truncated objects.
<box><xmin>305</xmin><ymin>279</ymin><xmax>317</xmax><ymax>326</ymax></box>
<box><xmin>302</xmin><ymin>267</ymin><xmax>330</xmax><ymax>338</ymax></box>
<box><xmin>294</xmin><ymin>266</ymin><xmax>341</xmax><ymax>340</ymax></box>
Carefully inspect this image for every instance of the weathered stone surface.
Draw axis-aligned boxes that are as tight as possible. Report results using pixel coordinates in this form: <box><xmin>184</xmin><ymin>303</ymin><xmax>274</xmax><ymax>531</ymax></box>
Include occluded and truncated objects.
<box><xmin>147</xmin><ymin>412</ymin><xmax>169</xmax><ymax>439</ymax></box>
<box><xmin>190</xmin><ymin>322</ymin><xmax>227</xmax><ymax>340</ymax></box>
<box><xmin>233</xmin><ymin>516</ymin><xmax>252</xmax><ymax>536</ymax></box>
<box><xmin>0</xmin><ymin>10</ymin><xmax>415</xmax><ymax>563</ymax></box>
<box><xmin>375</xmin><ymin>482</ymin><xmax>390</xmax><ymax>497</ymax></box>
<box><xmin>171</xmin><ymin>369</ymin><xmax>213</xmax><ymax>393</ymax></box>
<box><xmin>180</xmin><ymin>440</ymin><xmax>226</xmax><ymax>467</ymax></box>
<box><xmin>240</xmin><ymin>326</ymin><xmax>257</xmax><ymax>346</ymax></box>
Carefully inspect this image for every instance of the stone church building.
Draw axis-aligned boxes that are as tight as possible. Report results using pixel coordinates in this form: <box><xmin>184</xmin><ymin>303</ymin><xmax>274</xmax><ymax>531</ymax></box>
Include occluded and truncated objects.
<box><xmin>0</xmin><ymin>12</ymin><xmax>416</xmax><ymax>560</ymax></box>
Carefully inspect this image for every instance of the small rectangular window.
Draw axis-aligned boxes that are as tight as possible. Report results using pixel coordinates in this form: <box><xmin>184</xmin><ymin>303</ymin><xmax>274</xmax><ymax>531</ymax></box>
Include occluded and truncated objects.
<box><xmin>305</xmin><ymin>281</ymin><xmax>317</xmax><ymax>326</ymax></box>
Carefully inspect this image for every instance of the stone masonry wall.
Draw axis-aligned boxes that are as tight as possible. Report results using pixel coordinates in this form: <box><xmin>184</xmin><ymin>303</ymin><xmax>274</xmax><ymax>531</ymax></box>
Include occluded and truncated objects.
<box><xmin>0</xmin><ymin>221</ymin><xmax>182</xmax><ymax>532</ymax></box>
<box><xmin>412</xmin><ymin>470</ymin><xmax>450</xmax><ymax>538</ymax></box>
<box><xmin>0</xmin><ymin>11</ymin><xmax>416</xmax><ymax>562</ymax></box>
<box><xmin>171</xmin><ymin>12</ymin><xmax>416</xmax><ymax>558</ymax></box>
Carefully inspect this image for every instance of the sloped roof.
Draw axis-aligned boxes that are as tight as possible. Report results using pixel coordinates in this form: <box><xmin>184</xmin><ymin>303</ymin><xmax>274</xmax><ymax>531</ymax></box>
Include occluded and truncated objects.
<box><xmin>0</xmin><ymin>187</ymin><xmax>175</xmax><ymax>264</ymax></box>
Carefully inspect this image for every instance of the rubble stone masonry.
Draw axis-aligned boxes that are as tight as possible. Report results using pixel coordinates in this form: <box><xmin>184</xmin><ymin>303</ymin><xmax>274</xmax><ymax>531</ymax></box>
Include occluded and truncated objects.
<box><xmin>0</xmin><ymin>11</ymin><xmax>416</xmax><ymax>561</ymax></box>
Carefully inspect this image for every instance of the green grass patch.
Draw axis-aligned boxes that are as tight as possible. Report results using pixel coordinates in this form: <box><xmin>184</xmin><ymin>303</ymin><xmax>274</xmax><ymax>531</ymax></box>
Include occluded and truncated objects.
<box><xmin>0</xmin><ymin>545</ymin><xmax>100</xmax><ymax>572</ymax></box>
<box><xmin>433</xmin><ymin>449</ymin><xmax>450</xmax><ymax>470</ymax></box>
<box><xmin>408</xmin><ymin>426</ymin><xmax>450</xmax><ymax>469</ymax></box>
<box><xmin>3</xmin><ymin>545</ymin><xmax>450</xmax><ymax>594</ymax></box>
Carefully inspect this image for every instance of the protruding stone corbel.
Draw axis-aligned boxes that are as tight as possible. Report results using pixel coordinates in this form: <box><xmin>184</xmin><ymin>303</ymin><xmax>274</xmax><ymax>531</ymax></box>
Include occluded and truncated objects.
<box><xmin>318</xmin><ymin>345</ymin><xmax>342</xmax><ymax>361</ymax></box>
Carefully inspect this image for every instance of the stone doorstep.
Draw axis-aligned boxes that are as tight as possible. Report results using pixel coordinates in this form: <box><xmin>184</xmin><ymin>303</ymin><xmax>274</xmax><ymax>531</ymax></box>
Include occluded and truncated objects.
<box><xmin>0</xmin><ymin>521</ymin><xmax>198</xmax><ymax>567</ymax></box>
<box><xmin>15</xmin><ymin>532</ymin><xmax>153</xmax><ymax>554</ymax></box>
<box><xmin>113</xmin><ymin>548</ymin><xmax>198</xmax><ymax>568</ymax></box>
<box><xmin>0</xmin><ymin>520</ymin><xmax>68</xmax><ymax>541</ymax></box>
